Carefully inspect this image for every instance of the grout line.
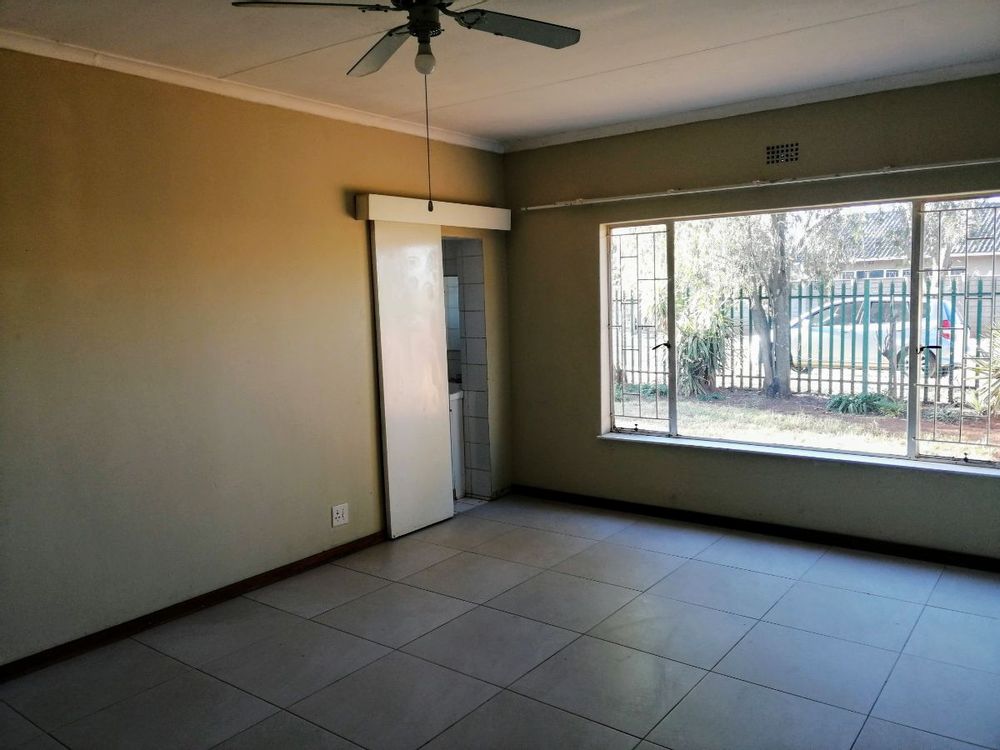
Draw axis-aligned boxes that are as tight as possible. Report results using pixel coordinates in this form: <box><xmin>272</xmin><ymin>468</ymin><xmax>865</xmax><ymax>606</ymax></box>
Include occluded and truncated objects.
<box><xmin>849</xmin><ymin>567</ymin><xmax>942</xmax><ymax>749</ymax></box>
<box><xmin>855</xmin><ymin>716</ymin><xmax>998</xmax><ymax>750</ymax></box>
<box><xmin>0</xmin><ymin>697</ymin><xmax>69</xmax><ymax>749</ymax></box>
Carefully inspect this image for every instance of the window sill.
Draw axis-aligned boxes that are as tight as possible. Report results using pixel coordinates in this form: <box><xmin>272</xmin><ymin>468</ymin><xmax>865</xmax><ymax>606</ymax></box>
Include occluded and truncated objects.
<box><xmin>598</xmin><ymin>432</ymin><xmax>1000</xmax><ymax>478</ymax></box>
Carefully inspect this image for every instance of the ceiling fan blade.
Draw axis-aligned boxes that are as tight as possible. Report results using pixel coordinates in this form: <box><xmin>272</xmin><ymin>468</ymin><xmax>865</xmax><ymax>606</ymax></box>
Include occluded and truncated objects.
<box><xmin>348</xmin><ymin>26</ymin><xmax>410</xmax><ymax>76</ymax></box>
<box><xmin>448</xmin><ymin>9</ymin><xmax>580</xmax><ymax>49</ymax></box>
<box><xmin>232</xmin><ymin>1</ymin><xmax>398</xmax><ymax>10</ymax></box>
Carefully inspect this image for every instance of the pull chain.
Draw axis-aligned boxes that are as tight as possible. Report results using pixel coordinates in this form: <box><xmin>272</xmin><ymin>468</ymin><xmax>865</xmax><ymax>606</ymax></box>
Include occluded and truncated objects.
<box><xmin>424</xmin><ymin>74</ymin><xmax>433</xmax><ymax>212</ymax></box>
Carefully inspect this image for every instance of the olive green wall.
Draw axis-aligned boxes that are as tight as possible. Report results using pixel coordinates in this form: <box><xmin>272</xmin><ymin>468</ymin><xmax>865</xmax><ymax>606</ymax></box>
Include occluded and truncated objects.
<box><xmin>503</xmin><ymin>75</ymin><xmax>1000</xmax><ymax>558</ymax></box>
<box><xmin>0</xmin><ymin>48</ymin><xmax>504</xmax><ymax>665</ymax></box>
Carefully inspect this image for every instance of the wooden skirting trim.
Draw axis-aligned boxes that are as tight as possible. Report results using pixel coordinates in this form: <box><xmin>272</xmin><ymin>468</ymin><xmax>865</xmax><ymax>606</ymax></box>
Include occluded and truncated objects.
<box><xmin>513</xmin><ymin>484</ymin><xmax>1000</xmax><ymax>572</ymax></box>
<box><xmin>0</xmin><ymin>531</ymin><xmax>384</xmax><ymax>682</ymax></box>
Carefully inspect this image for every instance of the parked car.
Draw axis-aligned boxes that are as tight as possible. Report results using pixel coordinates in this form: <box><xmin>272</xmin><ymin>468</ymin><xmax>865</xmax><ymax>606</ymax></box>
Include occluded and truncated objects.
<box><xmin>788</xmin><ymin>298</ymin><xmax>975</xmax><ymax>375</ymax></box>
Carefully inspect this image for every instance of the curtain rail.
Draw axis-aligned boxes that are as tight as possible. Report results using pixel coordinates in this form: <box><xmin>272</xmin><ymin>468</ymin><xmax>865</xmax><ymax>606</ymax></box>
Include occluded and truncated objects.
<box><xmin>519</xmin><ymin>157</ymin><xmax>1000</xmax><ymax>212</ymax></box>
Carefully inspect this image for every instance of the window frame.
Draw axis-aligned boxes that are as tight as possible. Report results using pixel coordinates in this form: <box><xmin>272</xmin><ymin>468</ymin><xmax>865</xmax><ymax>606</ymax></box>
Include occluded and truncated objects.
<box><xmin>603</xmin><ymin>193</ymin><xmax>1000</xmax><ymax>470</ymax></box>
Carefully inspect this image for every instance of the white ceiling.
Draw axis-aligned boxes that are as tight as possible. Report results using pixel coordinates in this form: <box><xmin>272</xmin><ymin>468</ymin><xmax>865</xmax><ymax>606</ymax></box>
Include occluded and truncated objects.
<box><xmin>2</xmin><ymin>0</ymin><xmax>999</xmax><ymax>151</ymax></box>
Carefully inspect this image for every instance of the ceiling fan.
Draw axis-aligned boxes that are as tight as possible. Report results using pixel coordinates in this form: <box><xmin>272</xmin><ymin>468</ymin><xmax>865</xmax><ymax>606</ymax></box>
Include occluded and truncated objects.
<box><xmin>231</xmin><ymin>0</ymin><xmax>581</xmax><ymax>76</ymax></box>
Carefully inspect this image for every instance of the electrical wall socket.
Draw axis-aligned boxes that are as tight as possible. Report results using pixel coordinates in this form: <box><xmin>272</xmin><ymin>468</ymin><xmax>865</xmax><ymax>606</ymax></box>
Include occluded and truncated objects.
<box><xmin>331</xmin><ymin>503</ymin><xmax>349</xmax><ymax>527</ymax></box>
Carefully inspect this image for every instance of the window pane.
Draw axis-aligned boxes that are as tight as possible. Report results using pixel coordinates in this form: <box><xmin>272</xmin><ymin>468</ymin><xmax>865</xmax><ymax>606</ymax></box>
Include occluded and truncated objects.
<box><xmin>609</xmin><ymin>225</ymin><xmax>671</xmax><ymax>433</ymax></box>
<box><xmin>916</xmin><ymin>195</ymin><xmax>1000</xmax><ymax>462</ymax></box>
<box><xmin>670</xmin><ymin>203</ymin><xmax>911</xmax><ymax>455</ymax></box>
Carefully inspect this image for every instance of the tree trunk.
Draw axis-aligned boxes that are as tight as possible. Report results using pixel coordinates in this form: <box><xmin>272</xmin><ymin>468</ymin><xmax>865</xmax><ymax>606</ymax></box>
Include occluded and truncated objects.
<box><xmin>750</xmin><ymin>292</ymin><xmax>775</xmax><ymax>390</ymax></box>
<box><xmin>771</xmin><ymin>285</ymin><xmax>792</xmax><ymax>397</ymax></box>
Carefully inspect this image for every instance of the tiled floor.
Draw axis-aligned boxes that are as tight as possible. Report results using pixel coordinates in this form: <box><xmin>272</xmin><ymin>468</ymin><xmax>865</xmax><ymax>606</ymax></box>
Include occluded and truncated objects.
<box><xmin>2</xmin><ymin>494</ymin><xmax>1000</xmax><ymax>750</ymax></box>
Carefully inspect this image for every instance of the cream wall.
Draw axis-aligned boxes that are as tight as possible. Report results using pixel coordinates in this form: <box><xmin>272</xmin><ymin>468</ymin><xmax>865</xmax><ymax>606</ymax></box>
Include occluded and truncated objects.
<box><xmin>0</xmin><ymin>49</ymin><xmax>504</xmax><ymax>665</ymax></box>
<box><xmin>504</xmin><ymin>75</ymin><xmax>1000</xmax><ymax>559</ymax></box>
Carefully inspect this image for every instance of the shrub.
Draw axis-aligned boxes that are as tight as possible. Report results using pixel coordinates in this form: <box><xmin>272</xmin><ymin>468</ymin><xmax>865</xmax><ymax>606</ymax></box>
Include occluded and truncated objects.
<box><xmin>677</xmin><ymin>309</ymin><xmax>738</xmax><ymax>398</ymax></box>
<box><xmin>972</xmin><ymin>322</ymin><xmax>1000</xmax><ymax>414</ymax></box>
<box><xmin>826</xmin><ymin>393</ymin><xmax>905</xmax><ymax>416</ymax></box>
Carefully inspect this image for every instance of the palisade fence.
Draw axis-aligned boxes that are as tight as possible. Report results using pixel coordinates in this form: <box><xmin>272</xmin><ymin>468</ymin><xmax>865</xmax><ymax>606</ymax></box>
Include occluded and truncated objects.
<box><xmin>612</xmin><ymin>276</ymin><xmax>998</xmax><ymax>405</ymax></box>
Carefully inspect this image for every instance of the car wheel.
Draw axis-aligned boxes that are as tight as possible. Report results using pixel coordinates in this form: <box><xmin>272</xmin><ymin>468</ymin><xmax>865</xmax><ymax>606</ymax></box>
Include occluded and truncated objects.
<box><xmin>896</xmin><ymin>349</ymin><xmax>940</xmax><ymax>378</ymax></box>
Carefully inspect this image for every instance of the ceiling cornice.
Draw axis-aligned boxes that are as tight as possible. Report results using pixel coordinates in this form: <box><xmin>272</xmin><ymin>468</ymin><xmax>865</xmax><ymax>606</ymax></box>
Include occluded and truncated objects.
<box><xmin>0</xmin><ymin>29</ymin><xmax>505</xmax><ymax>154</ymax></box>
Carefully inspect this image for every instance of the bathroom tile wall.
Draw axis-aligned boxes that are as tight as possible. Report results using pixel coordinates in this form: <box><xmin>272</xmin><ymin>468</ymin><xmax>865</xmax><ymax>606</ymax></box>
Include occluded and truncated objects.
<box><xmin>444</xmin><ymin>239</ymin><xmax>494</xmax><ymax>500</ymax></box>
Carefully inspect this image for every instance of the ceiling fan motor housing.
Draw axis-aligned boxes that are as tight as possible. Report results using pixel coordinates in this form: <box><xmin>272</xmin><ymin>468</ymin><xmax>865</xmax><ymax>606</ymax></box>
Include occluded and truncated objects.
<box><xmin>406</xmin><ymin>3</ymin><xmax>443</xmax><ymax>42</ymax></box>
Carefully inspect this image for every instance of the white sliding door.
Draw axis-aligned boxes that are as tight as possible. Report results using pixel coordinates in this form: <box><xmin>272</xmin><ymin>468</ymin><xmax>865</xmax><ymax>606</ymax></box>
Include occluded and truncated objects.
<box><xmin>371</xmin><ymin>221</ymin><xmax>454</xmax><ymax>537</ymax></box>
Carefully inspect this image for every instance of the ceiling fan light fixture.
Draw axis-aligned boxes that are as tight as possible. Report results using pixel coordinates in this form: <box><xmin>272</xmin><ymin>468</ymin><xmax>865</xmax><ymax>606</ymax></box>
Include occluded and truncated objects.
<box><xmin>414</xmin><ymin>40</ymin><xmax>436</xmax><ymax>75</ymax></box>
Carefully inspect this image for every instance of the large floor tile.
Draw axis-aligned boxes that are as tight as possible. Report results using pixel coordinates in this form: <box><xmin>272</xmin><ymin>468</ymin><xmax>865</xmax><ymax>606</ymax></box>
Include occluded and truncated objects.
<box><xmin>0</xmin><ymin>639</ymin><xmax>189</xmax><ymax>730</ymax></box>
<box><xmin>906</xmin><ymin>606</ymin><xmax>1000</xmax><ymax>673</ymax></box>
<box><xmin>470</xmin><ymin>496</ymin><xmax>634</xmax><ymax>540</ymax></box>
<box><xmin>423</xmin><ymin>691</ymin><xmax>637</xmax><ymax>750</ymax></box>
<box><xmin>410</xmin><ymin>515</ymin><xmax>517</xmax><ymax>551</ymax></box>
<box><xmin>590</xmin><ymin>594</ymin><xmax>754</xmax><ymax>669</ymax></box>
<box><xmin>314</xmin><ymin>583</ymin><xmax>473</xmax><ymax>648</ymax></box>
<box><xmin>605</xmin><ymin>517</ymin><xmax>723</xmax><ymax>557</ymax></box>
<box><xmin>873</xmin><ymin>654</ymin><xmax>1000</xmax><ymax>749</ymax></box>
<box><xmin>553</xmin><ymin>542</ymin><xmax>685</xmax><ymax>590</ymax></box>
<box><xmin>512</xmin><ymin>636</ymin><xmax>704</xmax><ymax>736</ymax></box>
<box><xmin>201</xmin><ymin>619</ymin><xmax>389</xmax><ymax>706</ymax></box>
<box><xmin>11</xmin><ymin>734</ymin><xmax>66</xmax><ymax>750</ymax></box>
<box><xmin>214</xmin><ymin>712</ymin><xmax>361</xmax><ymax>749</ymax></box>
<box><xmin>854</xmin><ymin>717</ymin><xmax>986</xmax><ymax>750</ymax></box>
<box><xmin>696</xmin><ymin>533</ymin><xmax>826</xmax><ymax>578</ymax></box>
<box><xmin>646</xmin><ymin>560</ymin><xmax>793</xmax><ymax>617</ymax></box>
<box><xmin>928</xmin><ymin>567</ymin><xmax>1000</xmax><ymax>619</ymax></box>
<box><xmin>472</xmin><ymin>526</ymin><xmax>595</xmax><ymax>568</ymax></box>
<box><xmin>648</xmin><ymin>673</ymin><xmax>864</xmax><ymax>750</ymax></box>
<box><xmin>245</xmin><ymin>565</ymin><xmax>388</xmax><ymax>618</ymax></box>
<box><xmin>0</xmin><ymin>701</ymin><xmax>43</xmax><ymax>748</ymax></box>
<box><xmin>401</xmin><ymin>552</ymin><xmax>539</xmax><ymax>603</ymax></box>
<box><xmin>715</xmin><ymin>622</ymin><xmax>897</xmax><ymax>712</ymax></box>
<box><xmin>291</xmin><ymin>651</ymin><xmax>498</xmax><ymax>750</ymax></box>
<box><xmin>487</xmin><ymin>570</ymin><xmax>636</xmax><ymax>632</ymax></box>
<box><xmin>133</xmin><ymin>597</ymin><xmax>301</xmax><ymax>666</ymax></box>
<box><xmin>334</xmin><ymin>538</ymin><xmax>459</xmax><ymax>581</ymax></box>
<box><xmin>764</xmin><ymin>582</ymin><xmax>922</xmax><ymax>650</ymax></box>
<box><xmin>53</xmin><ymin>672</ymin><xmax>275</xmax><ymax>750</ymax></box>
<box><xmin>804</xmin><ymin>549</ymin><xmax>942</xmax><ymax>603</ymax></box>
<box><xmin>402</xmin><ymin>607</ymin><xmax>576</xmax><ymax>686</ymax></box>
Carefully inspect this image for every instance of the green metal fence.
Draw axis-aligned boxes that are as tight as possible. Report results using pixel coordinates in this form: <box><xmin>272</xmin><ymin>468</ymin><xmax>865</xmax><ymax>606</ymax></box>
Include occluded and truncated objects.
<box><xmin>716</xmin><ymin>276</ymin><xmax>997</xmax><ymax>401</ymax></box>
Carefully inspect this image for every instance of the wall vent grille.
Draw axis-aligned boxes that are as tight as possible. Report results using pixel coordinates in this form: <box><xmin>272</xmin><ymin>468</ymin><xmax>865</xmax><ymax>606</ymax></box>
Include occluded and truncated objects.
<box><xmin>765</xmin><ymin>142</ymin><xmax>799</xmax><ymax>164</ymax></box>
